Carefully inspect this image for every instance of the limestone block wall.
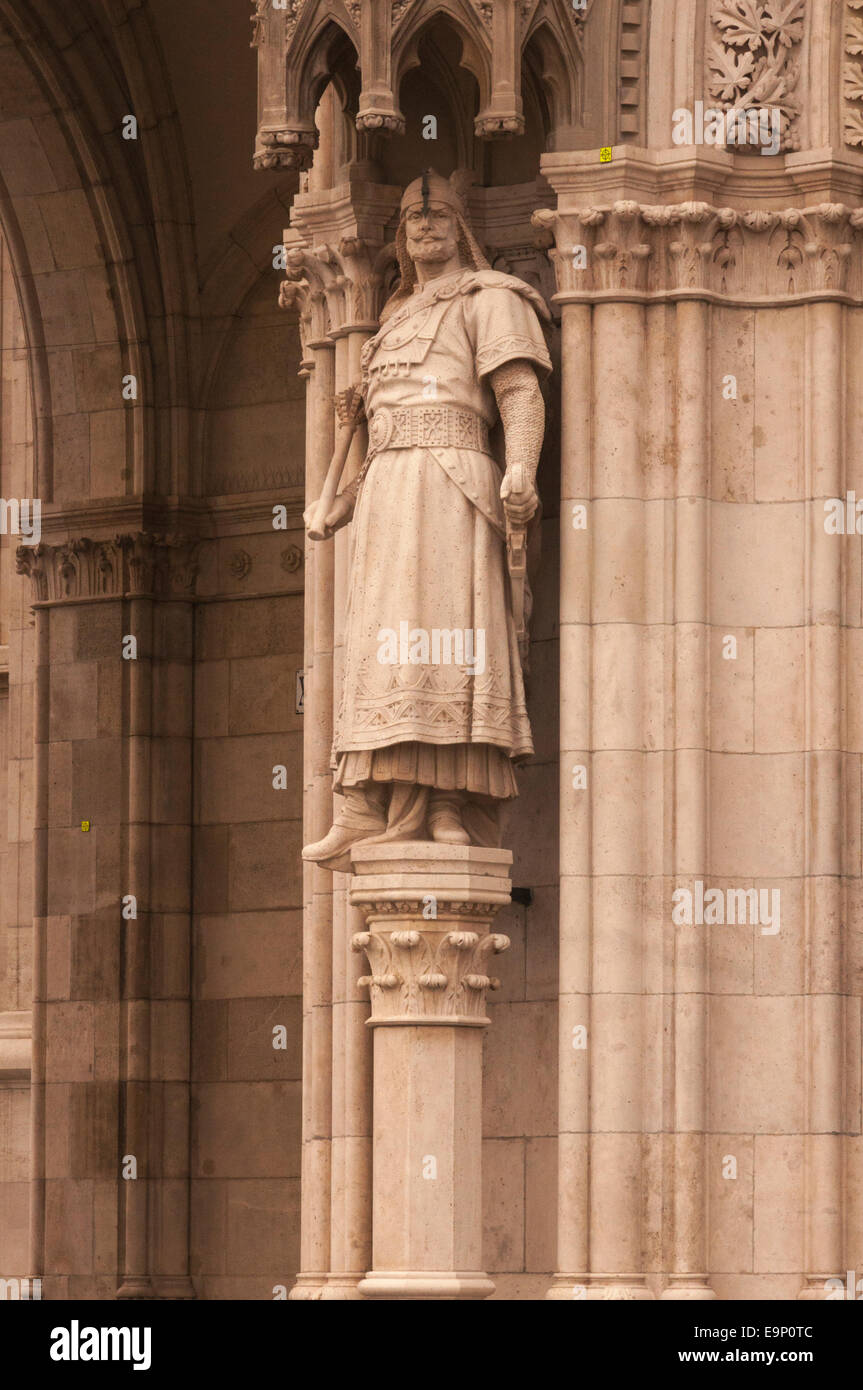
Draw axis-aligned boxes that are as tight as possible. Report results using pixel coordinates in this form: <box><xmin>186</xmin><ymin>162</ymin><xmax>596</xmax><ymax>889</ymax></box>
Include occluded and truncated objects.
<box><xmin>189</xmin><ymin>271</ymin><xmax>307</xmax><ymax>1299</ymax></box>
<box><xmin>191</xmin><ymin>585</ymin><xmax>304</xmax><ymax>1299</ymax></box>
<box><xmin>204</xmin><ymin>277</ymin><xmax>306</xmax><ymax>498</ymax></box>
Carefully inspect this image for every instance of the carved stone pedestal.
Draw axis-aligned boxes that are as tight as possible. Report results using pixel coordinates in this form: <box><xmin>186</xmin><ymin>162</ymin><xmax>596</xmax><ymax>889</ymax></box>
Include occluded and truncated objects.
<box><xmin>349</xmin><ymin>843</ymin><xmax>511</xmax><ymax>1301</ymax></box>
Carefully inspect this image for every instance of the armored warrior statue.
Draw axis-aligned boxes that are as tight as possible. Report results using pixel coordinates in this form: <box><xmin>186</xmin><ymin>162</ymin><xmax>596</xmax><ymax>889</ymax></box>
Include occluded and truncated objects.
<box><xmin>302</xmin><ymin>170</ymin><xmax>551</xmax><ymax>871</ymax></box>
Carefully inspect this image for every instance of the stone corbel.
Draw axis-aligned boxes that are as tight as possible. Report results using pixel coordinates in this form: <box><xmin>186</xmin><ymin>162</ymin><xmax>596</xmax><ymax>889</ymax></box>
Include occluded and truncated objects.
<box><xmin>254</xmin><ymin>126</ymin><xmax>318</xmax><ymax>173</ymax></box>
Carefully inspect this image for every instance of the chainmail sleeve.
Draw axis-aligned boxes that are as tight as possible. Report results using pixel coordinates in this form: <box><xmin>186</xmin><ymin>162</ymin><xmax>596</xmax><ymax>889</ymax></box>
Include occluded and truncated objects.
<box><xmin>490</xmin><ymin>361</ymin><xmax>545</xmax><ymax>484</ymax></box>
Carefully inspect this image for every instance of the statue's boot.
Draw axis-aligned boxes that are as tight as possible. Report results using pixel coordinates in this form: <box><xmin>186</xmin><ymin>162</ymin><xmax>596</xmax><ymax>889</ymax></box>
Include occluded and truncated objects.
<box><xmin>302</xmin><ymin>786</ymin><xmax>386</xmax><ymax>873</ymax></box>
<box><xmin>428</xmin><ymin>791</ymin><xmax>471</xmax><ymax>845</ymax></box>
<box><xmin>360</xmin><ymin>782</ymin><xmax>430</xmax><ymax>845</ymax></box>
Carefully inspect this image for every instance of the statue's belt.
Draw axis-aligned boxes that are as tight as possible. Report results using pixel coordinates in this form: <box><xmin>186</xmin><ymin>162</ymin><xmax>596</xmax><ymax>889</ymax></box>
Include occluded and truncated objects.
<box><xmin>358</xmin><ymin>405</ymin><xmax>504</xmax><ymax>539</ymax></box>
<box><xmin>367</xmin><ymin>404</ymin><xmax>490</xmax><ymax>455</ymax></box>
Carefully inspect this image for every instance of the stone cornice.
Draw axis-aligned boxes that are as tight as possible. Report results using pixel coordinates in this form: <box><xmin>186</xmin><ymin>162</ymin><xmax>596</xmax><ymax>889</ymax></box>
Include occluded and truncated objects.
<box><xmin>32</xmin><ymin>498</ymin><xmax>211</xmax><ymax>538</ymax></box>
<box><xmin>17</xmin><ymin>495</ymin><xmax>304</xmax><ymax>543</ymax></box>
<box><xmin>540</xmin><ymin>147</ymin><xmax>863</xmax><ymax>210</ymax></box>
<box><xmin>533</xmin><ymin>199</ymin><xmax>863</xmax><ymax>302</ymax></box>
<box><xmin>207</xmin><ymin>491</ymin><xmax>305</xmax><ymax>535</ymax></box>
<box><xmin>16</xmin><ymin>533</ymin><xmax>201</xmax><ymax>604</ymax></box>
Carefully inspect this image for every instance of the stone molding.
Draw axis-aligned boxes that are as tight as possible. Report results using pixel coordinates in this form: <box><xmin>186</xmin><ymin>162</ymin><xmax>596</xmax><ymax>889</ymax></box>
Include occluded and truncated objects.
<box><xmin>533</xmin><ymin>199</ymin><xmax>863</xmax><ymax>300</ymax></box>
<box><xmin>15</xmin><ymin>533</ymin><xmax>201</xmax><ymax>603</ymax></box>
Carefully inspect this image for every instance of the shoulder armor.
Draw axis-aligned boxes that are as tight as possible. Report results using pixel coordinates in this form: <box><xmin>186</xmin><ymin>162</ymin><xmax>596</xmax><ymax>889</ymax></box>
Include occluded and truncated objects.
<box><xmin>458</xmin><ymin>269</ymin><xmax>552</xmax><ymax>323</ymax></box>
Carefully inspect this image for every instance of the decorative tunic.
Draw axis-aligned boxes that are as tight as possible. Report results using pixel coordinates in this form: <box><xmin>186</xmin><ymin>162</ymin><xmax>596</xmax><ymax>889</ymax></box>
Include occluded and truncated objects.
<box><xmin>332</xmin><ymin>267</ymin><xmax>551</xmax><ymax>796</ymax></box>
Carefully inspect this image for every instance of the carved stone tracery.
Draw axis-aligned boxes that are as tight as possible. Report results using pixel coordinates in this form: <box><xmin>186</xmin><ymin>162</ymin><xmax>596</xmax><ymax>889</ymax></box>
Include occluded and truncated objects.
<box><xmin>708</xmin><ymin>0</ymin><xmax>804</xmax><ymax>153</ymax></box>
<box><xmin>844</xmin><ymin>0</ymin><xmax>863</xmax><ymax>146</ymax></box>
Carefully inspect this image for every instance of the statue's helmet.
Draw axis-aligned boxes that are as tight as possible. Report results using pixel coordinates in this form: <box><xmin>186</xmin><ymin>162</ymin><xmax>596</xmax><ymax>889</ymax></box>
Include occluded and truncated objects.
<box><xmin>387</xmin><ymin>168</ymin><xmax>489</xmax><ymax>315</ymax></box>
<box><xmin>400</xmin><ymin>168</ymin><xmax>469</xmax><ymax>218</ymax></box>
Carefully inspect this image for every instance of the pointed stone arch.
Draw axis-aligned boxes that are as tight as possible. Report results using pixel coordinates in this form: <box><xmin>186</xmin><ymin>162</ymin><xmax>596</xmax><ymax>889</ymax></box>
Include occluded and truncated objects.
<box><xmin>0</xmin><ymin>0</ymin><xmax>199</xmax><ymax>501</ymax></box>
<box><xmin>397</xmin><ymin>2</ymin><xmax>493</xmax><ymax>127</ymax></box>
<box><xmin>255</xmin><ymin>0</ymin><xmax>609</xmax><ymax>164</ymax></box>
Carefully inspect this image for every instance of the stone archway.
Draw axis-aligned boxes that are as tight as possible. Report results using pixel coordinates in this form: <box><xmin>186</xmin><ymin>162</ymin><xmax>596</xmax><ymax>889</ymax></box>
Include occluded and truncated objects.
<box><xmin>0</xmin><ymin>0</ymin><xmax>200</xmax><ymax>1300</ymax></box>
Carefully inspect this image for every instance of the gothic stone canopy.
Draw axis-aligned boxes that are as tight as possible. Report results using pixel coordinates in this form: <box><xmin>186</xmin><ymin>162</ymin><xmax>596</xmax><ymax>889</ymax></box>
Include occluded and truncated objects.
<box><xmin>252</xmin><ymin>0</ymin><xmax>594</xmax><ymax>169</ymax></box>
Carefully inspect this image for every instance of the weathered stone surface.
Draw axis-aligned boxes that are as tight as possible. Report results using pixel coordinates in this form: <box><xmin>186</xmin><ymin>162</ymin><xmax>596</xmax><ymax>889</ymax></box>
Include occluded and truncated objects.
<box><xmin>0</xmin><ymin>0</ymin><xmax>860</xmax><ymax>1307</ymax></box>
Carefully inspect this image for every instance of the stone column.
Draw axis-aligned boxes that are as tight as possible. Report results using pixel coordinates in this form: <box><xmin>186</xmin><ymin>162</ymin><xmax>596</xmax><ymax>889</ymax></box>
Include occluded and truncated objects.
<box><xmin>540</xmin><ymin>203</ymin><xmax>655</xmax><ymax>1299</ymax></box>
<box><xmin>120</xmin><ymin>539</ymin><xmax>198</xmax><ymax>1302</ymax></box>
<box><xmin>282</xmin><ymin>215</ymin><xmax>397</xmax><ymax>1298</ymax></box>
<box><xmin>548</xmin><ymin>295</ymin><xmax>591</xmax><ymax>1300</ymax></box>
<box><xmin>660</xmin><ymin>224</ymin><xmax>715</xmax><ymax>1301</ymax></box>
<box><xmin>281</xmin><ymin>274</ymin><xmax>337</xmax><ymax>1300</ymax></box>
<box><xmin>322</xmin><ymin>249</ymin><xmax>380</xmax><ymax>1299</ymax></box>
<box><xmin>586</xmin><ymin>288</ymin><xmax>653</xmax><ymax>1301</ymax></box>
<box><xmin>328</xmin><ymin>325</ymin><xmax>361</xmax><ymax>1297</ymax></box>
<box><xmin>28</xmin><ymin>605</ymin><xmax>49</xmax><ymax>1289</ymax></box>
<box><xmin>350</xmin><ymin>843</ymin><xmax>511</xmax><ymax>1300</ymax></box>
<box><xmin>797</xmin><ymin>299</ymin><xmax>845</xmax><ymax>1299</ymax></box>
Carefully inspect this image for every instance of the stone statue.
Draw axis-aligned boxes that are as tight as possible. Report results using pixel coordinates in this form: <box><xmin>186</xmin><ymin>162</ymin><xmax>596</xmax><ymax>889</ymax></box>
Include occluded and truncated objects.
<box><xmin>302</xmin><ymin>170</ymin><xmax>551</xmax><ymax>872</ymax></box>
